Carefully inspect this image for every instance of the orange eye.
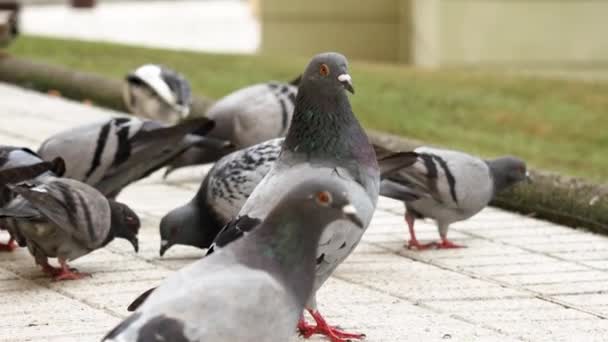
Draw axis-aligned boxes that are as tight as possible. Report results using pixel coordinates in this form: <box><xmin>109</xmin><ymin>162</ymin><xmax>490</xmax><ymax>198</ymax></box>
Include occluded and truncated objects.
<box><xmin>319</xmin><ymin>64</ymin><xmax>330</xmax><ymax>76</ymax></box>
<box><xmin>315</xmin><ymin>191</ymin><xmax>332</xmax><ymax>206</ymax></box>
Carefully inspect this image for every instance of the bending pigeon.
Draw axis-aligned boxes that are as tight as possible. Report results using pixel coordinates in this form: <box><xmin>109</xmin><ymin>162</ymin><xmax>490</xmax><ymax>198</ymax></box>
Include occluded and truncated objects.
<box><xmin>123</xmin><ymin>64</ymin><xmax>192</xmax><ymax>124</ymax></box>
<box><xmin>378</xmin><ymin>145</ymin><xmax>529</xmax><ymax>249</ymax></box>
<box><xmin>0</xmin><ymin>176</ymin><xmax>140</xmax><ymax>280</ymax></box>
<box><xmin>159</xmin><ymin>138</ymin><xmax>283</xmax><ymax>256</ymax></box>
<box><xmin>37</xmin><ymin>116</ymin><xmax>227</xmax><ymax>198</ymax></box>
<box><xmin>164</xmin><ymin>76</ymin><xmax>300</xmax><ymax>175</ymax></box>
<box><xmin>105</xmin><ymin>179</ymin><xmax>362</xmax><ymax>342</ymax></box>
<box><xmin>158</xmin><ymin>137</ymin><xmax>415</xmax><ymax>257</ymax></box>
<box><xmin>0</xmin><ymin>146</ymin><xmax>65</xmax><ymax>251</ymax></box>
<box><xmin>208</xmin><ymin>53</ymin><xmax>377</xmax><ymax>342</ymax></box>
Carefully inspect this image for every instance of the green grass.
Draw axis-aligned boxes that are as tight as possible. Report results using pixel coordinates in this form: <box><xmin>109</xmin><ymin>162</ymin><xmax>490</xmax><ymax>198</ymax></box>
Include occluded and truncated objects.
<box><xmin>8</xmin><ymin>35</ymin><xmax>608</xmax><ymax>181</ymax></box>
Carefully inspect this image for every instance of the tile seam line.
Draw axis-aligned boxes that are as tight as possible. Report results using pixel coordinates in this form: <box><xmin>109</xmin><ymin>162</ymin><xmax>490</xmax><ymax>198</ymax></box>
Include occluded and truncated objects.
<box><xmin>366</xmin><ymin>240</ymin><xmax>608</xmax><ymax>320</ymax></box>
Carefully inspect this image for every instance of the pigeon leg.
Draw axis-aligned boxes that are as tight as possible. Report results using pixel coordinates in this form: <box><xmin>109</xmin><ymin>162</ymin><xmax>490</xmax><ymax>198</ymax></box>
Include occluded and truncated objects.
<box><xmin>435</xmin><ymin>236</ymin><xmax>466</xmax><ymax>249</ymax></box>
<box><xmin>405</xmin><ymin>212</ymin><xmax>432</xmax><ymax>250</ymax></box>
<box><xmin>38</xmin><ymin>258</ymin><xmax>62</xmax><ymax>277</ymax></box>
<box><xmin>298</xmin><ymin>309</ymin><xmax>365</xmax><ymax>342</ymax></box>
<box><xmin>53</xmin><ymin>258</ymin><xmax>90</xmax><ymax>281</ymax></box>
<box><xmin>0</xmin><ymin>238</ymin><xmax>17</xmax><ymax>252</ymax></box>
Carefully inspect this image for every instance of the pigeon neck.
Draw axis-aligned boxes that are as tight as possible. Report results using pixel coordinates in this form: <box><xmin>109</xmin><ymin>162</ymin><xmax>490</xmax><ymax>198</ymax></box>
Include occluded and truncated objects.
<box><xmin>282</xmin><ymin>86</ymin><xmax>374</xmax><ymax>166</ymax></box>
<box><xmin>486</xmin><ymin>160</ymin><xmax>512</xmax><ymax>195</ymax></box>
<box><xmin>249</xmin><ymin>209</ymin><xmax>327</xmax><ymax>306</ymax></box>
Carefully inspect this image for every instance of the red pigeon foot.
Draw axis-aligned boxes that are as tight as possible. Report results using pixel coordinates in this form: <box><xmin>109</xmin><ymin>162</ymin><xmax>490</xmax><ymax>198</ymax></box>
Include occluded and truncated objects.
<box><xmin>0</xmin><ymin>239</ymin><xmax>17</xmax><ymax>252</ymax></box>
<box><xmin>298</xmin><ymin>309</ymin><xmax>365</xmax><ymax>342</ymax></box>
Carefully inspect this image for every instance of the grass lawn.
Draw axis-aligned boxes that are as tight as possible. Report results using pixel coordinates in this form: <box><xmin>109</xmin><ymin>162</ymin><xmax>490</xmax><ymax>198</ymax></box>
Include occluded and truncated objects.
<box><xmin>7</xmin><ymin>35</ymin><xmax>608</xmax><ymax>182</ymax></box>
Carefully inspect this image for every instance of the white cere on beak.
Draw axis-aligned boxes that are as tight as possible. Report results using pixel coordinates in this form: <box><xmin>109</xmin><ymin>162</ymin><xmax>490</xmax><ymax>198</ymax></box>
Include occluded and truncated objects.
<box><xmin>337</xmin><ymin>74</ymin><xmax>352</xmax><ymax>83</ymax></box>
<box><xmin>161</xmin><ymin>240</ymin><xmax>169</xmax><ymax>247</ymax></box>
<box><xmin>342</xmin><ymin>204</ymin><xmax>357</xmax><ymax>215</ymax></box>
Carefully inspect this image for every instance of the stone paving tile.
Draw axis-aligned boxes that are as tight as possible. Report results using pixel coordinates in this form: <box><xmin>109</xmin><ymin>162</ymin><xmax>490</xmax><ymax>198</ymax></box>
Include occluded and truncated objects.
<box><xmin>2</xmin><ymin>83</ymin><xmax>608</xmax><ymax>341</ymax></box>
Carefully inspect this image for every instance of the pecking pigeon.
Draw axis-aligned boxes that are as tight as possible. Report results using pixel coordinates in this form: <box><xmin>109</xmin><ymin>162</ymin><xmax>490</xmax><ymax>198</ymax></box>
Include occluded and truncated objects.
<box><xmin>207</xmin><ymin>52</ymin><xmax>377</xmax><ymax>342</ymax></box>
<box><xmin>105</xmin><ymin>179</ymin><xmax>362</xmax><ymax>342</ymax></box>
<box><xmin>0</xmin><ymin>146</ymin><xmax>65</xmax><ymax>251</ymax></box>
<box><xmin>158</xmin><ymin>137</ymin><xmax>415</xmax><ymax>257</ymax></box>
<box><xmin>123</xmin><ymin>64</ymin><xmax>192</xmax><ymax>124</ymax></box>
<box><xmin>0</xmin><ymin>176</ymin><xmax>140</xmax><ymax>280</ymax></box>
<box><xmin>378</xmin><ymin>145</ymin><xmax>530</xmax><ymax>249</ymax></box>
<box><xmin>37</xmin><ymin>116</ymin><xmax>228</xmax><ymax>198</ymax></box>
<box><xmin>159</xmin><ymin>138</ymin><xmax>283</xmax><ymax>257</ymax></box>
<box><xmin>163</xmin><ymin>76</ymin><xmax>300</xmax><ymax>175</ymax></box>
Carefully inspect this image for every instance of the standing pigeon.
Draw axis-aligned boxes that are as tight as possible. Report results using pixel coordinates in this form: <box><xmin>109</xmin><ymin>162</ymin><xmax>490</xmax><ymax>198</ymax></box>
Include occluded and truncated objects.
<box><xmin>37</xmin><ymin>116</ymin><xmax>227</xmax><ymax>198</ymax></box>
<box><xmin>0</xmin><ymin>176</ymin><xmax>140</xmax><ymax>280</ymax></box>
<box><xmin>208</xmin><ymin>53</ymin><xmax>377</xmax><ymax>342</ymax></box>
<box><xmin>123</xmin><ymin>64</ymin><xmax>192</xmax><ymax>124</ymax></box>
<box><xmin>163</xmin><ymin>76</ymin><xmax>300</xmax><ymax>175</ymax></box>
<box><xmin>378</xmin><ymin>145</ymin><xmax>529</xmax><ymax>249</ymax></box>
<box><xmin>158</xmin><ymin>137</ymin><xmax>415</xmax><ymax>257</ymax></box>
<box><xmin>159</xmin><ymin>138</ymin><xmax>283</xmax><ymax>256</ymax></box>
<box><xmin>105</xmin><ymin>179</ymin><xmax>362</xmax><ymax>342</ymax></box>
<box><xmin>0</xmin><ymin>146</ymin><xmax>65</xmax><ymax>251</ymax></box>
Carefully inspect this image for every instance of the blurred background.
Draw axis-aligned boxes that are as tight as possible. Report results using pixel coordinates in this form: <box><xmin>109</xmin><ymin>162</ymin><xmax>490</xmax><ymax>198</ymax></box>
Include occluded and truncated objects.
<box><xmin>2</xmin><ymin>0</ymin><xmax>607</xmax><ymax>181</ymax></box>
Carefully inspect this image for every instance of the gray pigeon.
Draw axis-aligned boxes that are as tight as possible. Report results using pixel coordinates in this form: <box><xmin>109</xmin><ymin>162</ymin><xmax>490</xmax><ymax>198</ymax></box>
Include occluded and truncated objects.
<box><xmin>0</xmin><ymin>146</ymin><xmax>65</xmax><ymax>251</ymax></box>
<box><xmin>123</xmin><ymin>64</ymin><xmax>192</xmax><ymax>124</ymax></box>
<box><xmin>163</xmin><ymin>76</ymin><xmax>300</xmax><ymax>175</ymax></box>
<box><xmin>208</xmin><ymin>53</ymin><xmax>377</xmax><ymax>341</ymax></box>
<box><xmin>379</xmin><ymin>145</ymin><xmax>529</xmax><ymax>249</ymax></box>
<box><xmin>159</xmin><ymin>138</ymin><xmax>283</xmax><ymax>256</ymax></box>
<box><xmin>37</xmin><ymin>116</ymin><xmax>227</xmax><ymax>198</ymax></box>
<box><xmin>158</xmin><ymin>138</ymin><xmax>415</xmax><ymax>257</ymax></box>
<box><xmin>0</xmin><ymin>176</ymin><xmax>140</xmax><ymax>280</ymax></box>
<box><xmin>104</xmin><ymin>179</ymin><xmax>362</xmax><ymax>342</ymax></box>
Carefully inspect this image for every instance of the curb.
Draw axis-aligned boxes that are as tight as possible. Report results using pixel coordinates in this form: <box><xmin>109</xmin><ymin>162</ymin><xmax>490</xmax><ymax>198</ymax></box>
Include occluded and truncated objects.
<box><xmin>1</xmin><ymin>55</ymin><xmax>606</xmax><ymax>236</ymax></box>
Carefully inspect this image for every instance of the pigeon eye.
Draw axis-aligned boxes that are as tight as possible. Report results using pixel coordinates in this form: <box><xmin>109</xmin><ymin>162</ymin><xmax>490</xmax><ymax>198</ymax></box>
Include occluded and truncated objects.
<box><xmin>319</xmin><ymin>64</ymin><xmax>330</xmax><ymax>77</ymax></box>
<box><xmin>315</xmin><ymin>191</ymin><xmax>332</xmax><ymax>206</ymax></box>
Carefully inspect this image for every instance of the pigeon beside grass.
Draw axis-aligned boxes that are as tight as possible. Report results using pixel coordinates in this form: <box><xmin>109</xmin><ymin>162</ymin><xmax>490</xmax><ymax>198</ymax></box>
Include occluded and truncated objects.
<box><xmin>37</xmin><ymin>116</ymin><xmax>228</xmax><ymax>198</ymax></box>
<box><xmin>105</xmin><ymin>179</ymin><xmax>362</xmax><ymax>342</ymax></box>
<box><xmin>0</xmin><ymin>176</ymin><xmax>140</xmax><ymax>280</ymax></box>
<box><xmin>123</xmin><ymin>64</ymin><xmax>192</xmax><ymax>125</ymax></box>
<box><xmin>208</xmin><ymin>53</ymin><xmax>377</xmax><ymax>342</ymax></box>
<box><xmin>378</xmin><ymin>145</ymin><xmax>530</xmax><ymax>249</ymax></box>
<box><xmin>164</xmin><ymin>76</ymin><xmax>300</xmax><ymax>175</ymax></box>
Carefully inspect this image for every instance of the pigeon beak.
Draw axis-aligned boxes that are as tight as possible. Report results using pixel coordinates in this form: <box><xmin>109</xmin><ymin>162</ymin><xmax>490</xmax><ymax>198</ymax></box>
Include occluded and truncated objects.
<box><xmin>338</xmin><ymin>74</ymin><xmax>355</xmax><ymax>94</ymax></box>
<box><xmin>130</xmin><ymin>237</ymin><xmax>139</xmax><ymax>253</ymax></box>
<box><xmin>159</xmin><ymin>239</ymin><xmax>170</xmax><ymax>257</ymax></box>
<box><xmin>342</xmin><ymin>204</ymin><xmax>364</xmax><ymax>228</ymax></box>
<box><xmin>525</xmin><ymin>171</ymin><xmax>533</xmax><ymax>184</ymax></box>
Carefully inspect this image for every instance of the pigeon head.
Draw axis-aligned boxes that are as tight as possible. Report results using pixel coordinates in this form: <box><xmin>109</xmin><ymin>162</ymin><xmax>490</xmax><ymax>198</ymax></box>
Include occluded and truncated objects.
<box><xmin>487</xmin><ymin>156</ymin><xmax>530</xmax><ymax>194</ymax></box>
<box><xmin>109</xmin><ymin>200</ymin><xmax>141</xmax><ymax>252</ymax></box>
<box><xmin>158</xmin><ymin>204</ymin><xmax>200</xmax><ymax>257</ymax></box>
<box><xmin>301</xmin><ymin>52</ymin><xmax>354</xmax><ymax>95</ymax></box>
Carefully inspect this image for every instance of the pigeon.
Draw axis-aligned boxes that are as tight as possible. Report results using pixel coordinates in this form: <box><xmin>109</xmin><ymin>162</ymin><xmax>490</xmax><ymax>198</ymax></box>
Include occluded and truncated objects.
<box><xmin>123</xmin><ymin>64</ymin><xmax>192</xmax><ymax>124</ymax></box>
<box><xmin>159</xmin><ymin>138</ymin><xmax>283</xmax><ymax>257</ymax></box>
<box><xmin>105</xmin><ymin>179</ymin><xmax>363</xmax><ymax>342</ymax></box>
<box><xmin>163</xmin><ymin>76</ymin><xmax>300</xmax><ymax>175</ymax></box>
<box><xmin>205</xmin><ymin>53</ymin><xmax>378</xmax><ymax>342</ymax></box>
<box><xmin>378</xmin><ymin>145</ymin><xmax>530</xmax><ymax>249</ymax></box>
<box><xmin>0</xmin><ymin>4</ymin><xmax>19</xmax><ymax>48</ymax></box>
<box><xmin>0</xmin><ymin>146</ymin><xmax>65</xmax><ymax>251</ymax></box>
<box><xmin>0</xmin><ymin>176</ymin><xmax>140</xmax><ymax>280</ymax></box>
<box><xmin>37</xmin><ymin>116</ymin><xmax>228</xmax><ymax>198</ymax></box>
<box><xmin>158</xmin><ymin>137</ymin><xmax>415</xmax><ymax>257</ymax></box>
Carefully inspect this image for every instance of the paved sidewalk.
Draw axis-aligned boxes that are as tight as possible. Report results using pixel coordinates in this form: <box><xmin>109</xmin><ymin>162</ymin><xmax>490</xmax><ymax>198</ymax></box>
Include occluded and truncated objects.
<box><xmin>0</xmin><ymin>82</ymin><xmax>607</xmax><ymax>341</ymax></box>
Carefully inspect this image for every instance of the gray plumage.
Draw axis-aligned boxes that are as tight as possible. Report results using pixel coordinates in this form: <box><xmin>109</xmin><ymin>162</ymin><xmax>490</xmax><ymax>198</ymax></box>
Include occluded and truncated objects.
<box><xmin>0</xmin><ymin>176</ymin><xmax>140</xmax><ymax>279</ymax></box>
<box><xmin>159</xmin><ymin>138</ymin><xmax>282</xmax><ymax>256</ymax></box>
<box><xmin>123</xmin><ymin>64</ymin><xmax>192</xmax><ymax>124</ymax></box>
<box><xmin>380</xmin><ymin>145</ymin><xmax>529</xmax><ymax>249</ymax></box>
<box><xmin>164</xmin><ymin>77</ymin><xmax>299</xmax><ymax>174</ymax></box>
<box><xmin>158</xmin><ymin>138</ymin><xmax>415</xmax><ymax>257</ymax></box>
<box><xmin>37</xmin><ymin>116</ymin><xmax>220</xmax><ymax>198</ymax></box>
<box><xmin>208</xmin><ymin>52</ymin><xmax>378</xmax><ymax>338</ymax></box>
<box><xmin>105</xmin><ymin>179</ymin><xmax>362</xmax><ymax>342</ymax></box>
